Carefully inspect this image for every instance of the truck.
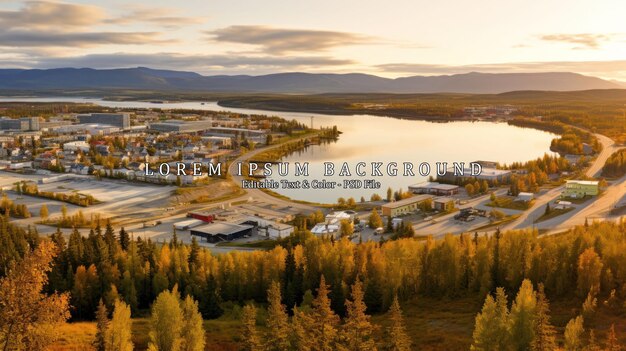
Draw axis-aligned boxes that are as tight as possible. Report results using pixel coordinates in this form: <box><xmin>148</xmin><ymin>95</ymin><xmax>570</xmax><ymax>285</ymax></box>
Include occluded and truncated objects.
<box><xmin>187</xmin><ymin>212</ymin><xmax>215</xmax><ymax>223</ymax></box>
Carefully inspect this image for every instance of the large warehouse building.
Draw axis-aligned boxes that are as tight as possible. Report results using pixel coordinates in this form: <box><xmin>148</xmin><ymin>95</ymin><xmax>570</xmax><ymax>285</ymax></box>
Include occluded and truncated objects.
<box><xmin>149</xmin><ymin>119</ymin><xmax>213</xmax><ymax>133</ymax></box>
<box><xmin>190</xmin><ymin>221</ymin><xmax>257</xmax><ymax>243</ymax></box>
<box><xmin>562</xmin><ymin>180</ymin><xmax>599</xmax><ymax>198</ymax></box>
<box><xmin>382</xmin><ymin>195</ymin><xmax>433</xmax><ymax>217</ymax></box>
<box><xmin>409</xmin><ymin>181</ymin><xmax>459</xmax><ymax>196</ymax></box>
<box><xmin>77</xmin><ymin>113</ymin><xmax>130</xmax><ymax>129</ymax></box>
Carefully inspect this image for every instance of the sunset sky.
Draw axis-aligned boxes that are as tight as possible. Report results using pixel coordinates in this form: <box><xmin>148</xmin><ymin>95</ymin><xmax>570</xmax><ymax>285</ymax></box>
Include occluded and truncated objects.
<box><xmin>1</xmin><ymin>0</ymin><xmax>625</xmax><ymax>80</ymax></box>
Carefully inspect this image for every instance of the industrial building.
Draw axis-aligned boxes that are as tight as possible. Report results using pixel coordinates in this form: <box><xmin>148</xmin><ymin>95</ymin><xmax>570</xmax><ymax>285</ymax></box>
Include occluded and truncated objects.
<box><xmin>433</xmin><ymin>197</ymin><xmax>455</xmax><ymax>212</ymax></box>
<box><xmin>381</xmin><ymin>195</ymin><xmax>433</xmax><ymax>217</ymax></box>
<box><xmin>562</xmin><ymin>180</ymin><xmax>599</xmax><ymax>198</ymax></box>
<box><xmin>0</xmin><ymin>117</ymin><xmax>40</xmax><ymax>131</ymax></box>
<box><xmin>149</xmin><ymin>119</ymin><xmax>213</xmax><ymax>133</ymax></box>
<box><xmin>190</xmin><ymin>221</ymin><xmax>257</xmax><ymax>243</ymax></box>
<box><xmin>77</xmin><ymin>113</ymin><xmax>130</xmax><ymax>129</ymax></box>
<box><xmin>409</xmin><ymin>182</ymin><xmax>459</xmax><ymax>196</ymax></box>
<box><xmin>439</xmin><ymin>166</ymin><xmax>511</xmax><ymax>183</ymax></box>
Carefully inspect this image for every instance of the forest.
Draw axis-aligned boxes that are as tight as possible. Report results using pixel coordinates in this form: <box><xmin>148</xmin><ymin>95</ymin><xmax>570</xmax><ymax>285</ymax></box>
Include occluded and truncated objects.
<box><xmin>2</xmin><ymin>213</ymin><xmax>626</xmax><ymax>350</ymax></box>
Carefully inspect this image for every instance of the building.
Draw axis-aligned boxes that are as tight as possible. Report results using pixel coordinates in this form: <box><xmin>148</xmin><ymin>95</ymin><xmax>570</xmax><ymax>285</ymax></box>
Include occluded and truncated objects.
<box><xmin>190</xmin><ymin>221</ymin><xmax>257</xmax><ymax>243</ymax></box>
<box><xmin>516</xmin><ymin>192</ymin><xmax>534</xmax><ymax>202</ymax></box>
<box><xmin>381</xmin><ymin>195</ymin><xmax>433</xmax><ymax>217</ymax></box>
<box><xmin>409</xmin><ymin>182</ymin><xmax>459</xmax><ymax>196</ymax></box>
<box><xmin>0</xmin><ymin>117</ymin><xmax>40</xmax><ymax>131</ymax></box>
<box><xmin>562</xmin><ymin>180</ymin><xmax>599</xmax><ymax>198</ymax></box>
<box><xmin>77</xmin><ymin>113</ymin><xmax>130</xmax><ymax>129</ymax></box>
<box><xmin>440</xmin><ymin>166</ymin><xmax>511</xmax><ymax>183</ymax></box>
<box><xmin>433</xmin><ymin>197</ymin><xmax>455</xmax><ymax>212</ymax></box>
<box><xmin>63</xmin><ymin>141</ymin><xmax>90</xmax><ymax>153</ymax></box>
<box><xmin>149</xmin><ymin>119</ymin><xmax>213</xmax><ymax>133</ymax></box>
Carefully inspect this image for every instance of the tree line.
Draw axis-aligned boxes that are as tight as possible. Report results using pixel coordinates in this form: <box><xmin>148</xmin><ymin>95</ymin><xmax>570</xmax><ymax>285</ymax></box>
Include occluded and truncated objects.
<box><xmin>2</xmin><ymin>215</ymin><xmax>626</xmax><ymax>348</ymax></box>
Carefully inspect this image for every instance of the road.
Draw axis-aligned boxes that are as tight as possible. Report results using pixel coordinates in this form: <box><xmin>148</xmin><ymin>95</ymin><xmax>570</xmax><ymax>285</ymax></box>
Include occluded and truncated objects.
<box><xmin>503</xmin><ymin>132</ymin><xmax>625</xmax><ymax>232</ymax></box>
<box><xmin>227</xmin><ymin>137</ymin><xmax>318</xmax><ymax>213</ymax></box>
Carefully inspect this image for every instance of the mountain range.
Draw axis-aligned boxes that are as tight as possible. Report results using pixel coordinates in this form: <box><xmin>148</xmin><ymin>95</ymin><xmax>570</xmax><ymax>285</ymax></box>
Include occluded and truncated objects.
<box><xmin>0</xmin><ymin>67</ymin><xmax>622</xmax><ymax>94</ymax></box>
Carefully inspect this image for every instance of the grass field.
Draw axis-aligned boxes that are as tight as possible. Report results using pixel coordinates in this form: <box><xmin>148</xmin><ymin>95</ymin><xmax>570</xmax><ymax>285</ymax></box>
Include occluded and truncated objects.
<box><xmin>487</xmin><ymin>196</ymin><xmax>534</xmax><ymax>210</ymax></box>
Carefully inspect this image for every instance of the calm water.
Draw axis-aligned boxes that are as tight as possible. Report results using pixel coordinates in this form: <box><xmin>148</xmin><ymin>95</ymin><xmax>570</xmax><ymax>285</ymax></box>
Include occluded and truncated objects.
<box><xmin>0</xmin><ymin>97</ymin><xmax>556</xmax><ymax>203</ymax></box>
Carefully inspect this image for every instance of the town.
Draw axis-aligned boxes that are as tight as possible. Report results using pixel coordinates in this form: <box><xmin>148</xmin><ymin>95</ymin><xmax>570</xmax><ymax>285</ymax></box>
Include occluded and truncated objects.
<box><xmin>1</xmin><ymin>103</ymin><xmax>624</xmax><ymax>256</ymax></box>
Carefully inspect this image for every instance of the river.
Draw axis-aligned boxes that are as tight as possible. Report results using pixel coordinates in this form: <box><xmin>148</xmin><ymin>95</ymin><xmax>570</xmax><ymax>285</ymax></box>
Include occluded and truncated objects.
<box><xmin>0</xmin><ymin>97</ymin><xmax>557</xmax><ymax>203</ymax></box>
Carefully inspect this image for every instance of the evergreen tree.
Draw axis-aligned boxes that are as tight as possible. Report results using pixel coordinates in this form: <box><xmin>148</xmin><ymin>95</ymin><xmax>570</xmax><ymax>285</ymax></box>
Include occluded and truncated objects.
<box><xmin>119</xmin><ymin>227</ymin><xmax>130</xmax><ymax>251</ymax></box>
<box><xmin>383</xmin><ymin>295</ymin><xmax>411</xmax><ymax>351</ymax></box>
<box><xmin>329</xmin><ymin>277</ymin><xmax>347</xmax><ymax>317</ymax></box>
<box><xmin>531</xmin><ymin>284</ymin><xmax>556</xmax><ymax>351</ymax></box>
<box><xmin>106</xmin><ymin>300</ymin><xmax>134</xmax><ymax>351</ymax></box>
<box><xmin>564</xmin><ymin>315</ymin><xmax>584</xmax><ymax>351</ymax></box>
<box><xmin>188</xmin><ymin>236</ymin><xmax>200</xmax><ymax>267</ymax></box>
<box><xmin>587</xmin><ymin>330</ymin><xmax>600</xmax><ymax>351</ymax></box>
<box><xmin>180</xmin><ymin>295</ymin><xmax>206</xmax><ymax>351</ymax></box>
<box><xmin>264</xmin><ymin>281</ymin><xmax>290</xmax><ymax>351</ymax></box>
<box><xmin>471</xmin><ymin>288</ymin><xmax>510</xmax><ymax>351</ymax></box>
<box><xmin>364</xmin><ymin>278</ymin><xmax>384</xmax><ymax>314</ymax></box>
<box><xmin>509</xmin><ymin>280</ymin><xmax>537</xmax><ymax>351</ymax></box>
<box><xmin>94</xmin><ymin>299</ymin><xmax>109</xmax><ymax>351</ymax></box>
<box><xmin>292</xmin><ymin>307</ymin><xmax>314</xmax><ymax>351</ymax></box>
<box><xmin>342</xmin><ymin>280</ymin><xmax>377</xmax><ymax>351</ymax></box>
<box><xmin>199</xmin><ymin>274</ymin><xmax>223</xmax><ymax>319</ymax></box>
<box><xmin>606</xmin><ymin>324</ymin><xmax>621</xmax><ymax>351</ymax></box>
<box><xmin>241</xmin><ymin>304</ymin><xmax>262</xmax><ymax>351</ymax></box>
<box><xmin>311</xmin><ymin>275</ymin><xmax>341</xmax><ymax>351</ymax></box>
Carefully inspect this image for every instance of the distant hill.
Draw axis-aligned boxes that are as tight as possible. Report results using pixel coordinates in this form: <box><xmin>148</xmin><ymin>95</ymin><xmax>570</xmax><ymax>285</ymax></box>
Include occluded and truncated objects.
<box><xmin>0</xmin><ymin>67</ymin><xmax>620</xmax><ymax>93</ymax></box>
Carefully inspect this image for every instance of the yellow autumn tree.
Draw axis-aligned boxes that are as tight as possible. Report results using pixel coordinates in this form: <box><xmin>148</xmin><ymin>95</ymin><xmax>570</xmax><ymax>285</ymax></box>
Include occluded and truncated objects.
<box><xmin>0</xmin><ymin>241</ymin><xmax>70</xmax><ymax>350</ymax></box>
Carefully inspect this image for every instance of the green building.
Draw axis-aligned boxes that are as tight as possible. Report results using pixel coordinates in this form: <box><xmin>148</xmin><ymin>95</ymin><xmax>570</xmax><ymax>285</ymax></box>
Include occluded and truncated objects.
<box><xmin>562</xmin><ymin>180</ymin><xmax>599</xmax><ymax>198</ymax></box>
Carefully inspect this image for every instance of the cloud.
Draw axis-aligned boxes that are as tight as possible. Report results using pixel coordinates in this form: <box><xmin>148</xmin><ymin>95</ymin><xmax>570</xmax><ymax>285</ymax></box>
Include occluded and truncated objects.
<box><xmin>539</xmin><ymin>33</ymin><xmax>614</xmax><ymax>49</ymax></box>
<box><xmin>0</xmin><ymin>30</ymin><xmax>173</xmax><ymax>48</ymax></box>
<box><xmin>207</xmin><ymin>25</ymin><xmax>373</xmax><ymax>54</ymax></box>
<box><xmin>106</xmin><ymin>7</ymin><xmax>205</xmax><ymax>28</ymax></box>
<box><xmin>0</xmin><ymin>1</ymin><xmax>105</xmax><ymax>29</ymax></box>
<box><xmin>4</xmin><ymin>52</ymin><xmax>355</xmax><ymax>73</ymax></box>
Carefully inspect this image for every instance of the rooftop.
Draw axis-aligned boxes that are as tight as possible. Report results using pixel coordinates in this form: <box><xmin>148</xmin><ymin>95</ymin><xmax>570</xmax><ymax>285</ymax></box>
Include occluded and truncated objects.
<box><xmin>382</xmin><ymin>195</ymin><xmax>433</xmax><ymax>209</ymax></box>
<box><xmin>409</xmin><ymin>181</ymin><xmax>459</xmax><ymax>190</ymax></box>
<box><xmin>566</xmin><ymin>180</ymin><xmax>599</xmax><ymax>186</ymax></box>
<box><xmin>192</xmin><ymin>222</ymin><xmax>253</xmax><ymax>236</ymax></box>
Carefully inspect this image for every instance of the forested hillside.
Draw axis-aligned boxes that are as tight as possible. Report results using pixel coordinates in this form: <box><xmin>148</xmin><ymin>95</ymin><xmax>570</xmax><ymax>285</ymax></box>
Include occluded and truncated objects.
<box><xmin>2</xmin><ymin>215</ymin><xmax>626</xmax><ymax>349</ymax></box>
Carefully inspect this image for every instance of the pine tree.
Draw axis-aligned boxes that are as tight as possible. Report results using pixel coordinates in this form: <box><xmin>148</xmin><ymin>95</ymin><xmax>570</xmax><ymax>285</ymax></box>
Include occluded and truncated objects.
<box><xmin>532</xmin><ymin>284</ymin><xmax>556</xmax><ymax>351</ymax></box>
<box><xmin>241</xmin><ymin>304</ymin><xmax>262</xmax><ymax>351</ymax></box>
<box><xmin>471</xmin><ymin>288</ymin><xmax>510</xmax><ymax>351</ymax></box>
<box><xmin>148</xmin><ymin>288</ymin><xmax>183</xmax><ymax>351</ymax></box>
<box><xmin>383</xmin><ymin>295</ymin><xmax>411</xmax><ymax>351</ymax></box>
<box><xmin>106</xmin><ymin>300</ymin><xmax>134</xmax><ymax>351</ymax></box>
<box><xmin>364</xmin><ymin>278</ymin><xmax>383</xmax><ymax>314</ymax></box>
<box><xmin>264</xmin><ymin>281</ymin><xmax>290</xmax><ymax>351</ymax></box>
<box><xmin>564</xmin><ymin>315</ymin><xmax>584</xmax><ymax>351</ymax></box>
<box><xmin>119</xmin><ymin>227</ymin><xmax>130</xmax><ymax>251</ymax></box>
<box><xmin>188</xmin><ymin>236</ymin><xmax>200</xmax><ymax>266</ymax></box>
<box><xmin>180</xmin><ymin>295</ymin><xmax>206</xmax><ymax>351</ymax></box>
<box><xmin>509</xmin><ymin>279</ymin><xmax>537</xmax><ymax>351</ymax></box>
<box><xmin>587</xmin><ymin>330</ymin><xmax>600</xmax><ymax>351</ymax></box>
<box><xmin>311</xmin><ymin>275</ymin><xmax>341</xmax><ymax>351</ymax></box>
<box><xmin>94</xmin><ymin>299</ymin><xmax>109</xmax><ymax>351</ymax></box>
<box><xmin>199</xmin><ymin>274</ymin><xmax>223</xmax><ymax>319</ymax></box>
<box><xmin>342</xmin><ymin>280</ymin><xmax>377</xmax><ymax>351</ymax></box>
<box><xmin>606</xmin><ymin>324</ymin><xmax>621</xmax><ymax>351</ymax></box>
<box><xmin>292</xmin><ymin>307</ymin><xmax>314</xmax><ymax>351</ymax></box>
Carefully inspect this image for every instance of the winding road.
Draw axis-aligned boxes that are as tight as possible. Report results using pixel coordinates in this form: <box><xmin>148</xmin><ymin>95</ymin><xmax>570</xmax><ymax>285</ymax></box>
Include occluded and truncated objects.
<box><xmin>502</xmin><ymin>131</ymin><xmax>625</xmax><ymax>232</ymax></box>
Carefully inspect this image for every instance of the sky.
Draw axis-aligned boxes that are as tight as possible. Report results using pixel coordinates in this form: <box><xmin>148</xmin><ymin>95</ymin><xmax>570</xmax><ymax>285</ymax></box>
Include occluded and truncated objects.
<box><xmin>1</xmin><ymin>0</ymin><xmax>626</xmax><ymax>80</ymax></box>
